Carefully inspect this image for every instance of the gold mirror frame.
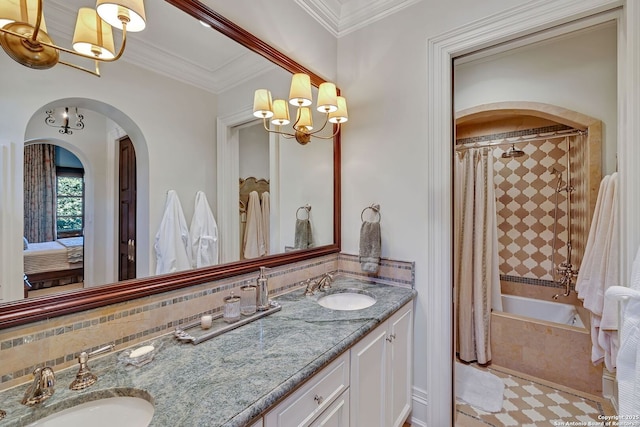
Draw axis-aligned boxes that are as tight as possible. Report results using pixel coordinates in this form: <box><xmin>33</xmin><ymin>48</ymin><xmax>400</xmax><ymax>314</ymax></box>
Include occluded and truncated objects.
<box><xmin>0</xmin><ymin>0</ymin><xmax>341</xmax><ymax>329</ymax></box>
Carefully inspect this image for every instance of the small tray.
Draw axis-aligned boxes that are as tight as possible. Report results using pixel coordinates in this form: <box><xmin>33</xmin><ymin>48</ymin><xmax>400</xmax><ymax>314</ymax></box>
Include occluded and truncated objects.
<box><xmin>173</xmin><ymin>301</ymin><xmax>281</xmax><ymax>345</ymax></box>
<box><xmin>118</xmin><ymin>340</ymin><xmax>163</xmax><ymax>367</ymax></box>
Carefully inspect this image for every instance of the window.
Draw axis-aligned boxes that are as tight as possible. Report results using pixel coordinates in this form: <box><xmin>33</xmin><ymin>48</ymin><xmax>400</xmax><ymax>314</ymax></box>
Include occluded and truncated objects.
<box><xmin>56</xmin><ymin>167</ymin><xmax>84</xmax><ymax>237</ymax></box>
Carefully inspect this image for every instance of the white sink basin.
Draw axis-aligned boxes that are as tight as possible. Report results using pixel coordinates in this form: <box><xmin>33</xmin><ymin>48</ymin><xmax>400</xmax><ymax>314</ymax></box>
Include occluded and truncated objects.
<box><xmin>26</xmin><ymin>396</ymin><xmax>154</xmax><ymax>427</ymax></box>
<box><xmin>318</xmin><ymin>291</ymin><xmax>376</xmax><ymax>311</ymax></box>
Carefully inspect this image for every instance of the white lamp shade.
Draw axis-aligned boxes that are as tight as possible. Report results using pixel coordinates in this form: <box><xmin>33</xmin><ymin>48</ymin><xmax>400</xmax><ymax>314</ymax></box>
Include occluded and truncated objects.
<box><xmin>253</xmin><ymin>89</ymin><xmax>273</xmax><ymax>118</ymax></box>
<box><xmin>289</xmin><ymin>73</ymin><xmax>312</xmax><ymax>107</ymax></box>
<box><xmin>73</xmin><ymin>8</ymin><xmax>115</xmax><ymax>59</ymax></box>
<box><xmin>271</xmin><ymin>99</ymin><xmax>290</xmax><ymax>126</ymax></box>
<box><xmin>295</xmin><ymin>107</ymin><xmax>313</xmax><ymax>130</ymax></box>
<box><xmin>328</xmin><ymin>96</ymin><xmax>348</xmax><ymax>124</ymax></box>
<box><xmin>316</xmin><ymin>82</ymin><xmax>338</xmax><ymax>113</ymax></box>
<box><xmin>96</xmin><ymin>0</ymin><xmax>146</xmax><ymax>32</ymax></box>
<box><xmin>0</xmin><ymin>0</ymin><xmax>47</xmax><ymax>31</ymax></box>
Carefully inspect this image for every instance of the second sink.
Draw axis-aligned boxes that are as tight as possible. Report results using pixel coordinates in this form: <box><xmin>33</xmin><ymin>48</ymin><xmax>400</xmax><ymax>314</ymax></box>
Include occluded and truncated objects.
<box><xmin>26</xmin><ymin>396</ymin><xmax>154</xmax><ymax>427</ymax></box>
<box><xmin>317</xmin><ymin>289</ymin><xmax>376</xmax><ymax>311</ymax></box>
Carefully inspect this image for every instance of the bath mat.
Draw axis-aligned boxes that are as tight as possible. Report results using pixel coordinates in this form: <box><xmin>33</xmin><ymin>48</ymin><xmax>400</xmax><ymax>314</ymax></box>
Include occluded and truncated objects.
<box><xmin>455</xmin><ymin>362</ymin><xmax>504</xmax><ymax>413</ymax></box>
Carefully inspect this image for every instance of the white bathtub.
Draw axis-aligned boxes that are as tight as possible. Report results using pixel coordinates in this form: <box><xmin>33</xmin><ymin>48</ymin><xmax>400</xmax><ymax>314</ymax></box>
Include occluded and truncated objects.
<box><xmin>499</xmin><ymin>294</ymin><xmax>585</xmax><ymax>328</ymax></box>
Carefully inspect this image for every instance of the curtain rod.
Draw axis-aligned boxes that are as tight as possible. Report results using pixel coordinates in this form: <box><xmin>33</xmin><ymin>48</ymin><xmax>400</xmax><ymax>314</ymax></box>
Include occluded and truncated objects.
<box><xmin>454</xmin><ymin>129</ymin><xmax>587</xmax><ymax>152</ymax></box>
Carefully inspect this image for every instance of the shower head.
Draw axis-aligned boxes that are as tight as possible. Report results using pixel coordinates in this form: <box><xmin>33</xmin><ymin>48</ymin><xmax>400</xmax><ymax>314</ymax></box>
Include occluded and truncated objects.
<box><xmin>501</xmin><ymin>144</ymin><xmax>525</xmax><ymax>159</ymax></box>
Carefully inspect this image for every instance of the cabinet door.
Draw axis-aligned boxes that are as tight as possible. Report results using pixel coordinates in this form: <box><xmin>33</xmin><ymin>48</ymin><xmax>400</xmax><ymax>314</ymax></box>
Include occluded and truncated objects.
<box><xmin>387</xmin><ymin>303</ymin><xmax>413</xmax><ymax>427</ymax></box>
<box><xmin>250</xmin><ymin>419</ymin><xmax>264</xmax><ymax>427</ymax></box>
<box><xmin>349</xmin><ymin>325</ymin><xmax>387</xmax><ymax>427</ymax></box>
<box><xmin>309</xmin><ymin>390</ymin><xmax>349</xmax><ymax>427</ymax></box>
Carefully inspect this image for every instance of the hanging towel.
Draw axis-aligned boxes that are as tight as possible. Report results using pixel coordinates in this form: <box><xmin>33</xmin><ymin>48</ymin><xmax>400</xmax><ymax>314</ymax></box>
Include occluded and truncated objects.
<box><xmin>605</xmin><ymin>245</ymin><xmax>640</xmax><ymax>419</ymax></box>
<box><xmin>576</xmin><ymin>173</ymin><xmax>619</xmax><ymax>370</ymax></box>
<box><xmin>359</xmin><ymin>221</ymin><xmax>381</xmax><ymax>273</ymax></box>
<box><xmin>243</xmin><ymin>191</ymin><xmax>266</xmax><ymax>259</ymax></box>
<box><xmin>154</xmin><ymin>190</ymin><xmax>192</xmax><ymax>275</ymax></box>
<box><xmin>294</xmin><ymin>218</ymin><xmax>313</xmax><ymax>249</ymax></box>
<box><xmin>189</xmin><ymin>191</ymin><xmax>219</xmax><ymax>269</ymax></box>
<box><xmin>261</xmin><ymin>191</ymin><xmax>270</xmax><ymax>255</ymax></box>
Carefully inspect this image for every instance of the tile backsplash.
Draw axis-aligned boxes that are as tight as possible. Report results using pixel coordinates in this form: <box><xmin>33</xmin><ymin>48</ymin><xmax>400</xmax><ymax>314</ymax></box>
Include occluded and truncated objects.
<box><xmin>0</xmin><ymin>253</ymin><xmax>414</xmax><ymax>391</ymax></box>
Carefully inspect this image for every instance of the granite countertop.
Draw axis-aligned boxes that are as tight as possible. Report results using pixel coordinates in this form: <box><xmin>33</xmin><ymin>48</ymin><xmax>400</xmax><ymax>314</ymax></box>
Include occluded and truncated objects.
<box><xmin>0</xmin><ymin>276</ymin><xmax>416</xmax><ymax>427</ymax></box>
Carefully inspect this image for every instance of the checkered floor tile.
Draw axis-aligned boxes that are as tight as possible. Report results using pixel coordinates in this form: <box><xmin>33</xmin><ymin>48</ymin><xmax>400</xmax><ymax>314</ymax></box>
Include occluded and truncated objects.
<box><xmin>456</xmin><ymin>365</ymin><xmax>614</xmax><ymax>427</ymax></box>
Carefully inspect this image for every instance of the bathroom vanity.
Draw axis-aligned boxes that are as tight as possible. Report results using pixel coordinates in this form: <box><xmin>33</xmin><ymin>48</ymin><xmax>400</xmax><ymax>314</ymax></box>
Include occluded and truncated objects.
<box><xmin>0</xmin><ymin>277</ymin><xmax>415</xmax><ymax>427</ymax></box>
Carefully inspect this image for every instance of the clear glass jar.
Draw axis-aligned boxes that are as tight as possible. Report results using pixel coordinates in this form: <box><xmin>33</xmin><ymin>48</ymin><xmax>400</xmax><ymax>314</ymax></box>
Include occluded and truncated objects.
<box><xmin>223</xmin><ymin>293</ymin><xmax>241</xmax><ymax>323</ymax></box>
<box><xmin>240</xmin><ymin>285</ymin><xmax>257</xmax><ymax>316</ymax></box>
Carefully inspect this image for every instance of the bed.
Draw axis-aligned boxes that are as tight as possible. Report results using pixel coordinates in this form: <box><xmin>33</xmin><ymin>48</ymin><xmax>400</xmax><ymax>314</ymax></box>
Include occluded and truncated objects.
<box><xmin>23</xmin><ymin>237</ymin><xmax>84</xmax><ymax>291</ymax></box>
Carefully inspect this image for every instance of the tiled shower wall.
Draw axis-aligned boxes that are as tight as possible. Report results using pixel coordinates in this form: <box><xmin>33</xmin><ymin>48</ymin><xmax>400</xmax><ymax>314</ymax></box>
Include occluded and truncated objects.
<box><xmin>457</xmin><ymin>126</ymin><xmax>591</xmax><ymax>288</ymax></box>
<box><xmin>0</xmin><ymin>253</ymin><xmax>414</xmax><ymax>392</ymax></box>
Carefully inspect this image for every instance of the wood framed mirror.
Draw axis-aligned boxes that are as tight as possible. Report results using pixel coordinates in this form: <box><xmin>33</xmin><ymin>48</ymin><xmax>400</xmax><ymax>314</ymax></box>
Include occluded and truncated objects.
<box><xmin>0</xmin><ymin>0</ymin><xmax>341</xmax><ymax>329</ymax></box>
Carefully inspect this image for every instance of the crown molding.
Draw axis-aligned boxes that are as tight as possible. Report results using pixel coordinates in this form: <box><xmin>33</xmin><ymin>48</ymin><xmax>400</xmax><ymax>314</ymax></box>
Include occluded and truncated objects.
<box><xmin>43</xmin><ymin>0</ymin><xmax>274</xmax><ymax>94</ymax></box>
<box><xmin>295</xmin><ymin>0</ymin><xmax>421</xmax><ymax>37</ymax></box>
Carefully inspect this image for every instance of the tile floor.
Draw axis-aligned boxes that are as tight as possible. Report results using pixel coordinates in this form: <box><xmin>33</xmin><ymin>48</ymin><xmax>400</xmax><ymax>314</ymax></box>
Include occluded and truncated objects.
<box><xmin>455</xmin><ymin>364</ymin><xmax>615</xmax><ymax>427</ymax></box>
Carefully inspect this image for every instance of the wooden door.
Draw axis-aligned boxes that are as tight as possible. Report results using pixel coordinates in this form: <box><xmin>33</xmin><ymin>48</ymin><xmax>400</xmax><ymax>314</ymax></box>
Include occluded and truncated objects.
<box><xmin>118</xmin><ymin>136</ymin><xmax>137</xmax><ymax>280</ymax></box>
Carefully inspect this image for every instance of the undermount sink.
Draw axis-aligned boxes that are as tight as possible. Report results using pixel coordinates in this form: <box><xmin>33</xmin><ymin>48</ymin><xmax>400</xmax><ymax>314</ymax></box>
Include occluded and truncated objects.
<box><xmin>317</xmin><ymin>290</ymin><xmax>376</xmax><ymax>311</ymax></box>
<box><xmin>26</xmin><ymin>396</ymin><xmax>154</xmax><ymax>427</ymax></box>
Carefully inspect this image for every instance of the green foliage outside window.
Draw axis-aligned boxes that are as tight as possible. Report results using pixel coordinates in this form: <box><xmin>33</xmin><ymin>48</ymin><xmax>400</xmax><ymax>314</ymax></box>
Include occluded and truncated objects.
<box><xmin>57</xmin><ymin>175</ymin><xmax>83</xmax><ymax>235</ymax></box>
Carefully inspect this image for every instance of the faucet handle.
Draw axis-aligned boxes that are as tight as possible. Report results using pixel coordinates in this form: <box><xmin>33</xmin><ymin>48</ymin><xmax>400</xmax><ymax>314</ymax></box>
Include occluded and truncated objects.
<box><xmin>70</xmin><ymin>344</ymin><xmax>115</xmax><ymax>390</ymax></box>
<box><xmin>21</xmin><ymin>366</ymin><xmax>55</xmax><ymax>406</ymax></box>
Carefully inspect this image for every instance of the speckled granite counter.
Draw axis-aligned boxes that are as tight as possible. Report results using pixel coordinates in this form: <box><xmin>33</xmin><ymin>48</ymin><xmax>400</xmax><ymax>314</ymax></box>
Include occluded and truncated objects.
<box><xmin>0</xmin><ymin>276</ymin><xmax>415</xmax><ymax>427</ymax></box>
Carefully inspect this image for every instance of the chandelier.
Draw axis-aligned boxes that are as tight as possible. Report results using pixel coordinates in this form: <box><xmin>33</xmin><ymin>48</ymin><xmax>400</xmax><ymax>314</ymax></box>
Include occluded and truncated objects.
<box><xmin>0</xmin><ymin>0</ymin><xmax>146</xmax><ymax>76</ymax></box>
<box><xmin>253</xmin><ymin>73</ymin><xmax>348</xmax><ymax>145</ymax></box>
<box><xmin>45</xmin><ymin>107</ymin><xmax>84</xmax><ymax>134</ymax></box>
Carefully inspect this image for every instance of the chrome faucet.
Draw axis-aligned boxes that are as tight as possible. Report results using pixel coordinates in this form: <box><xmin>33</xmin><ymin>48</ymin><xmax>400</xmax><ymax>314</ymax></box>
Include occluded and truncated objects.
<box><xmin>70</xmin><ymin>344</ymin><xmax>115</xmax><ymax>390</ymax></box>
<box><xmin>304</xmin><ymin>273</ymin><xmax>334</xmax><ymax>296</ymax></box>
<box><xmin>21</xmin><ymin>366</ymin><xmax>55</xmax><ymax>406</ymax></box>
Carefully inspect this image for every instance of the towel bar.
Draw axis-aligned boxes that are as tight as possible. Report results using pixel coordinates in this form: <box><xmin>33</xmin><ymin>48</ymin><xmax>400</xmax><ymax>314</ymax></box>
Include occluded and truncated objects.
<box><xmin>361</xmin><ymin>204</ymin><xmax>381</xmax><ymax>223</ymax></box>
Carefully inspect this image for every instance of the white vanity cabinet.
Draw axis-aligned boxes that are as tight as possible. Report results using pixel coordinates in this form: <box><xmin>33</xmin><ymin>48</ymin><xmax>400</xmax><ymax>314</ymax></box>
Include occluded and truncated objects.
<box><xmin>251</xmin><ymin>419</ymin><xmax>264</xmax><ymax>427</ymax></box>
<box><xmin>349</xmin><ymin>302</ymin><xmax>413</xmax><ymax>427</ymax></box>
<box><xmin>264</xmin><ymin>300</ymin><xmax>413</xmax><ymax>427</ymax></box>
<box><xmin>265</xmin><ymin>352</ymin><xmax>350</xmax><ymax>427</ymax></box>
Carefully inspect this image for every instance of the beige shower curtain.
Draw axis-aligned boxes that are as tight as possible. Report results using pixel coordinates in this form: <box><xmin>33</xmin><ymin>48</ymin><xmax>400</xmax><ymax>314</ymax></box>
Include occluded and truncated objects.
<box><xmin>454</xmin><ymin>148</ymin><xmax>502</xmax><ymax>364</ymax></box>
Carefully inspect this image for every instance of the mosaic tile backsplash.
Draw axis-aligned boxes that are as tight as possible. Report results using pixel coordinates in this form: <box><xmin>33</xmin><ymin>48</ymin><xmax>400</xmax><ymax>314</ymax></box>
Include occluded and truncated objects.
<box><xmin>0</xmin><ymin>253</ymin><xmax>414</xmax><ymax>391</ymax></box>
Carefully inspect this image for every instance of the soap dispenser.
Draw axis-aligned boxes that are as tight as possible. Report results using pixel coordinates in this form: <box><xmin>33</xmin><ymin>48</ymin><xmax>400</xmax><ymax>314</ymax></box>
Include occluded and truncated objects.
<box><xmin>256</xmin><ymin>267</ymin><xmax>269</xmax><ymax>311</ymax></box>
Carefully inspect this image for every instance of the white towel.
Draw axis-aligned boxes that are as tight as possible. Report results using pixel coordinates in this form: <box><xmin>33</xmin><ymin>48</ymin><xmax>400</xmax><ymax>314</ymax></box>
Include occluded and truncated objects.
<box><xmin>189</xmin><ymin>191</ymin><xmax>219</xmax><ymax>269</ymax></box>
<box><xmin>243</xmin><ymin>191</ymin><xmax>266</xmax><ymax>259</ymax></box>
<box><xmin>261</xmin><ymin>191</ymin><xmax>270</xmax><ymax>255</ymax></box>
<box><xmin>607</xmin><ymin>246</ymin><xmax>640</xmax><ymax>419</ymax></box>
<box><xmin>154</xmin><ymin>190</ymin><xmax>192</xmax><ymax>275</ymax></box>
<box><xmin>576</xmin><ymin>173</ymin><xmax>619</xmax><ymax>369</ymax></box>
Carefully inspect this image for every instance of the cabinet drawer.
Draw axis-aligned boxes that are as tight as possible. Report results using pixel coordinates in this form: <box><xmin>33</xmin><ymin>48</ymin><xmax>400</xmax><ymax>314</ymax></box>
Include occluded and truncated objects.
<box><xmin>265</xmin><ymin>352</ymin><xmax>350</xmax><ymax>427</ymax></box>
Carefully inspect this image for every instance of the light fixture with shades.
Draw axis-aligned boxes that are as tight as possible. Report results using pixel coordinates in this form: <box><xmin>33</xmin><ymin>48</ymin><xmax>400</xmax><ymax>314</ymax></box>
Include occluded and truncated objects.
<box><xmin>253</xmin><ymin>73</ymin><xmax>348</xmax><ymax>145</ymax></box>
<box><xmin>45</xmin><ymin>107</ymin><xmax>84</xmax><ymax>134</ymax></box>
<box><xmin>0</xmin><ymin>0</ymin><xmax>146</xmax><ymax>76</ymax></box>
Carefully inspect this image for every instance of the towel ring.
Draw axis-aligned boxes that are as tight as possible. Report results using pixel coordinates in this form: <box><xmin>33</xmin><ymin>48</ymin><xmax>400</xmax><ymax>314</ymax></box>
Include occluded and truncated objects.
<box><xmin>296</xmin><ymin>205</ymin><xmax>311</xmax><ymax>220</ymax></box>
<box><xmin>361</xmin><ymin>204</ymin><xmax>381</xmax><ymax>223</ymax></box>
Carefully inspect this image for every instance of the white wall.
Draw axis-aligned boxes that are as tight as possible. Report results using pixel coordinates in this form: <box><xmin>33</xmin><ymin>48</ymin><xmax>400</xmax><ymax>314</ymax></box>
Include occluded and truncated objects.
<box><xmin>0</xmin><ymin>53</ymin><xmax>218</xmax><ymax>296</ymax></box>
<box><xmin>454</xmin><ymin>23</ymin><xmax>617</xmax><ymax>174</ymax></box>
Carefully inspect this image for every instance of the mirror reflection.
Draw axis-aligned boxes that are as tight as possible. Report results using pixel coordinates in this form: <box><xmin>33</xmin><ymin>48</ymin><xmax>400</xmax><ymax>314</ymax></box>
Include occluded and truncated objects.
<box><xmin>1</xmin><ymin>0</ymin><xmax>337</xmax><ymax>304</ymax></box>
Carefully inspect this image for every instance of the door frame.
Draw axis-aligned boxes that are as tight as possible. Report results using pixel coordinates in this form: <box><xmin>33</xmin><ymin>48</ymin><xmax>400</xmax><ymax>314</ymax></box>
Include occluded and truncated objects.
<box><xmin>424</xmin><ymin>0</ymin><xmax>635</xmax><ymax>425</ymax></box>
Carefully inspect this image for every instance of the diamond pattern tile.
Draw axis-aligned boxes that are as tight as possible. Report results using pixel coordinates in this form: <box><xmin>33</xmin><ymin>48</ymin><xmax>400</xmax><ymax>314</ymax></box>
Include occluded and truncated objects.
<box><xmin>456</xmin><ymin>365</ymin><xmax>613</xmax><ymax>427</ymax></box>
<box><xmin>494</xmin><ymin>139</ymin><xmax>570</xmax><ymax>281</ymax></box>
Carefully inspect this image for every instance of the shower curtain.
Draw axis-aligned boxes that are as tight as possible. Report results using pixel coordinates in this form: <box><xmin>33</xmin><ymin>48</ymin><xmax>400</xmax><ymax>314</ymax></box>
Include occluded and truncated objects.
<box><xmin>455</xmin><ymin>148</ymin><xmax>502</xmax><ymax>364</ymax></box>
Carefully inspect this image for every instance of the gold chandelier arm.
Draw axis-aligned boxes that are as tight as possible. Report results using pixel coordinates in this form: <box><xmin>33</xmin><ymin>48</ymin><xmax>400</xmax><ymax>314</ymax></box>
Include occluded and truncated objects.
<box><xmin>31</xmin><ymin>0</ymin><xmax>44</xmax><ymax>42</ymax></box>
<box><xmin>58</xmin><ymin>59</ymin><xmax>101</xmax><ymax>77</ymax></box>
<box><xmin>260</xmin><ymin>118</ymin><xmax>296</xmax><ymax>139</ymax></box>
<box><xmin>0</xmin><ymin>21</ymin><xmax>128</xmax><ymax>64</ymax></box>
<box><xmin>293</xmin><ymin>113</ymin><xmax>340</xmax><ymax>140</ymax></box>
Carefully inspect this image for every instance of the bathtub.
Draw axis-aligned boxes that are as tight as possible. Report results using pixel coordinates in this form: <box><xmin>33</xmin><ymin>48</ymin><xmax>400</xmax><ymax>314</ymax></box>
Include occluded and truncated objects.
<box><xmin>499</xmin><ymin>294</ymin><xmax>585</xmax><ymax>328</ymax></box>
<box><xmin>490</xmin><ymin>294</ymin><xmax>602</xmax><ymax>394</ymax></box>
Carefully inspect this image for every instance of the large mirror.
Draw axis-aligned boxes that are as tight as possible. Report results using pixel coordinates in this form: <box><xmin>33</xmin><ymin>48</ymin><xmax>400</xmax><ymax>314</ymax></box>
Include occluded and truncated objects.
<box><xmin>0</xmin><ymin>0</ymin><xmax>341</xmax><ymax>328</ymax></box>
